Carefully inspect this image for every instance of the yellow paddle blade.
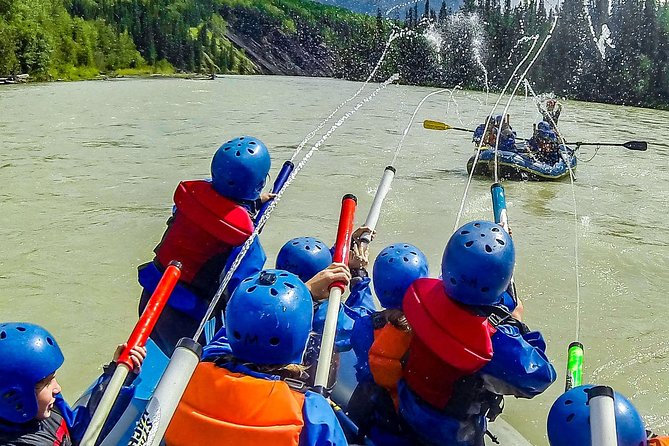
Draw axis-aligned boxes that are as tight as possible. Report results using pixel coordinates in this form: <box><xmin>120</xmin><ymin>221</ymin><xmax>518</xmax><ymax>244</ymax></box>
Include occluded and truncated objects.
<box><xmin>423</xmin><ymin>119</ymin><xmax>450</xmax><ymax>131</ymax></box>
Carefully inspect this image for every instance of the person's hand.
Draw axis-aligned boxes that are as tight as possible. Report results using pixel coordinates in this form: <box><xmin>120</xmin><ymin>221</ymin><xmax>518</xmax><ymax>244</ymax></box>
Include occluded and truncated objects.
<box><xmin>351</xmin><ymin>226</ymin><xmax>376</xmax><ymax>243</ymax></box>
<box><xmin>349</xmin><ymin>240</ymin><xmax>369</xmax><ymax>270</ymax></box>
<box><xmin>260</xmin><ymin>192</ymin><xmax>277</xmax><ymax>204</ymax></box>
<box><xmin>113</xmin><ymin>344</ymin><xmax>148</xmax><ymax>374</ymax></box>
<box><xmin>511</xmin><ymin>296</ymin><xmax>524</xmax><ymax>322</ymax></box>
<box><xmin>305</xmin><ymin>263</ymin><xmax>351</xmax><ymax>302</ymax></box>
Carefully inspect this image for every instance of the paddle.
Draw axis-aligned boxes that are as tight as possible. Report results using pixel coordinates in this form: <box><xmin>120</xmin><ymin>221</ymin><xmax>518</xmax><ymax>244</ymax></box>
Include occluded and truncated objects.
<box><xmin>314</xmin><ymin>194</ymin><xmax>357</xmax><ymax>391</ymax></box>
<box><xmin>423</xmin><ymin>119</ymin><xmax>471</xmax><ymax>132</ymax></box>
<box><xmin>79</xmin><ymin>261</ymin><xmax>182</xmax><ymax>446</ymax></box>
<box><xmin>572</xmin><ymin>141</ymin><xmax>647</xmax><ymax>151</ymax></box>
<box><xmin>423</xmin><ymin>119</ymin><xmax>648</xmax><ymax>151</ymax></box>
<box><xmin>359</xmin><ymin>165</ymin><xmax>395</xmax><ymax>245</ymax></box>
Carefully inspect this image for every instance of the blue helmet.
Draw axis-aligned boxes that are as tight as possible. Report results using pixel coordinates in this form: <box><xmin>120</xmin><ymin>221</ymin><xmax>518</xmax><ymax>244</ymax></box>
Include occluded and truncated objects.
<box><xmin>536</xmin><ymin>123</ymin><xmax>557</xmax><ymax>143</ymax></box>
<box><xmin>0</xmin><ymin>323</ymin><xmax>64</xmax><ymax>423</ymax></box>
<box><xmin>276</xmin><ymin>237</ymin><xmax>332</xmax><ymax>283</ymax></box>
<box><xmin>547</xmin><ymin>385</ymin><xmax>647</xmax><ymax>446</ymax></box>
<box><xmin>211</xmin><ymin>136</ymin><xmax>271</xmax><ymax>202</ymax></box>
<box><xmin>373</xmin><ymin>243</ymin><xmax>429</xmax><ymax>309</ymax></box>
<box><xmin>226</xmin><ymin>269</ymin><xmax>313</xmax><ymax>365</ymax></box>
<box><xmin>442</xmin><ymin>221</ymin><xmax>515</xmax><ymax>306</ymax></box>
<box><xmin>537</xmin><ymin>120</ymin><xmax>552</xmax><ymax>132</ymax></box>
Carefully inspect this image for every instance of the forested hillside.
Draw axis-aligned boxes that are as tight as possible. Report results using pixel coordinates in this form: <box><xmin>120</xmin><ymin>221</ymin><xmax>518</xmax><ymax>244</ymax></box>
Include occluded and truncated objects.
<box><xmin>0</xmin><ymin>0</ymin><xmax>145</xmax><ymax>79</ymax></box>
<box><xmin>1</xmin><ymin>0</ymin><xmax>668</xmax><ymax>108</ymax></box>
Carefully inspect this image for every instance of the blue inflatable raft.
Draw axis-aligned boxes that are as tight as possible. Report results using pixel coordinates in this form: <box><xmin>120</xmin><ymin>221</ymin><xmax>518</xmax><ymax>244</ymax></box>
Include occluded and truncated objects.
<box><xmin>467</xmin><ymin>144</ymin><xmax>577</xmax><ymax>181</ymax></box>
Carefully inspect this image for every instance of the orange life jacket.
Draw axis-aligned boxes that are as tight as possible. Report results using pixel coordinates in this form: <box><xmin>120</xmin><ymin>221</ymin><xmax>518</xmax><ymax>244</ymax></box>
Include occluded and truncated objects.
<box><xmin>155</xmin><ymin>180</ymin><xmax>254</xmax><ymax>285</ymax></box>
<box><xmin>368</xmin><ymin>322</ymin><xmax>413</xmax><ymax>409</ymax></box>
<box><xmin>165</xmin><ymin>362</ymin><xmax>306</xmax><ymax>446</ymax></box>
<box><xmin>402</xmin><ymin>278</ymin><xmax>495</xmax><ymax>410</ymax></box>
<box><xmin>649</xmin><ymin>437</ymin><xmax>669</xmax><ymax>446</ymax></box>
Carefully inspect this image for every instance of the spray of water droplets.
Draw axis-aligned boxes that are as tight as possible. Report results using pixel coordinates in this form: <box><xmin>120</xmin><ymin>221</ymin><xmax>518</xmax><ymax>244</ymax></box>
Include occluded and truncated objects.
<box><xmin>194</xmin><ymin>73</ymin><xmax>400</xmax><ymax>339</ymax></box>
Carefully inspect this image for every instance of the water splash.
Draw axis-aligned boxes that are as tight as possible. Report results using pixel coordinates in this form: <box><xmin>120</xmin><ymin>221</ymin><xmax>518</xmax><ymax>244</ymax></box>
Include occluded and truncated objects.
<box><xmin>195</xmin><ymin>73</ymin><xmax>400</xmax><ymax>339</ymax></box>
<box><xmin>445</xmin><ymin>12</ymin><xmax>490</xmax><ymax>100</ymax></box>
<box><xmin>524</xmin><ymin>68</ymin><xmax>585</xmax><ymax>343</ymax></box>
<box><xmin>583</xmin><ymin>0</ymin><xmax>615</xmax><ymax>58</ymax></box>
<box><xmin>291</xmin><ymin>30</ymin><xmax>404</xmax><ymax>162</ymax></box>
<box><xmin>453</xmin><ymin>32</ymin><xmax>541</xmax><ymax>231</ymax></box>
<box><xmin>595</xmin><ymin>24</ymin><xmax>615</xmax><ymax>58</ymax></box>
<box><xmin>423</xmin><ymin>22</ymin><xmax>444</xmax><ymax>63</ymax></box>
<box><xmin>391</xmin><ymin>88</ymin><xmax>455</xmax><ymax>166</ymax></box>
<box><xmin>385</xmin><ymin>1</ymin><xmax>423</xmax><ymax>17</ymax></box>
<box><xmin>507</xmin><ymin>35</ymin><xmax>538</xmax><ymax>62</ymax></box>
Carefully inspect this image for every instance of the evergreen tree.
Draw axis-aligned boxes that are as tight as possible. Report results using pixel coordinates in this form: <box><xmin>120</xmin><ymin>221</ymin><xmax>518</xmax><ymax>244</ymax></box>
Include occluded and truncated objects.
<box><xmin>439</xmin><ymin>1</ymin><xmax>449</xmax><ymax>22</ymax></box>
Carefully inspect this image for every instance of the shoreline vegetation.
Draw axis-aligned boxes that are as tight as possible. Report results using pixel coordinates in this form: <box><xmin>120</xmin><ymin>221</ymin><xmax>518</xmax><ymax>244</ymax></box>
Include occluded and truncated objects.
<box><xmin>1</xmin><ymin>0</ymin><xmax>668</xmax><ymax>110</ymax></box>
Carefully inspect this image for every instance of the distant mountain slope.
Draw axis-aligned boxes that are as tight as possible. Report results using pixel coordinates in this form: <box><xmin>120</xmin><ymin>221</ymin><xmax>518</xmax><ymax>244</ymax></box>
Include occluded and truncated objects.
<box><xmin>313</xmin><ymin>0</ymin><xmax>462</xmax><ymax>15</ymax></box>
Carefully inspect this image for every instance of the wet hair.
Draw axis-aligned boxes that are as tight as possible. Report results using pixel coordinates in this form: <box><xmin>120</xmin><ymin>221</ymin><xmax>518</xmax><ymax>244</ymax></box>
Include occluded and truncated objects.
<box><xmin>380</xmin><ymin>308</ymin><xmax>412</xmax><ymax>332</ymax></box>
<box><xmin>213</xmin><ymin>354</ymin><xmax>308</xmax><ymax>380</ymax></box>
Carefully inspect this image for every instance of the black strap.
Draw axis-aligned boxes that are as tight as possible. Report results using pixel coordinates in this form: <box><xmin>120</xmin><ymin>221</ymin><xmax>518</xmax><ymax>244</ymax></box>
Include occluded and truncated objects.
<box><xmin>351</xmin><ymin>267</ymin><xmax>368</xmax><ymax>279</ymax></box>
<box><xmin>483</xmin><ymin>394</ymin><xmax>504</xmax><ymax>422</ymax></box>
<box><xmin>485</xmin><ymin>306</ymin><xmax>530</xmax><ymax>335</ymax></box>
<box><xmin>485</xmin><ymin>430</ymin><xmax>501</xmax><ymax>444</ymax></box>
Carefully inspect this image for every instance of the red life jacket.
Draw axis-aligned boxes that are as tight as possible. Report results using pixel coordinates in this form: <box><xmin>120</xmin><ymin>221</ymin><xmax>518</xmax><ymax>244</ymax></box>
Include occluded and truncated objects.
<box><xmin>165</xmin><ymin>362</ymin><xmax>306</xmax><ymax>446</ymax></box>
<box><xmin>650</xmin><ymin>437</ymin><xmax>669</xmax><ymax>446</ymax></box>
<box><xmin>154</xmin><ymin>180</ymin><xmax>254</xmax><ymax>285</ymax></box>
<box><xmin>402</xmin><ymin>278</ymin><xmax>496</xmax><ymax>410</ymax></box>
<box><xmin>368</xmin><ymin>322</ymin><xmax>413</xmax><ymax>409</ymax></box>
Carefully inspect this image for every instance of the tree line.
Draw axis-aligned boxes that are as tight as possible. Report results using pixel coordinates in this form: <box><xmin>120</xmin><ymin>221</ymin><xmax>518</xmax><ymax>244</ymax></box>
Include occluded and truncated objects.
<box><xmin>0</xmin><ymin>0</ymin><xmax>667</xmax><ymax>109</ymax></box>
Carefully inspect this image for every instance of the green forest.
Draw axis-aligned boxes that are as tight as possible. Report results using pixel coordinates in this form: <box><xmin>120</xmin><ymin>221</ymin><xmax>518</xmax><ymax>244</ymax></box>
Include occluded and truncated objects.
<box><xmin>0</xmin><ymin>0</ymin><xmax>668</xmax><ymax>108</ymax></box>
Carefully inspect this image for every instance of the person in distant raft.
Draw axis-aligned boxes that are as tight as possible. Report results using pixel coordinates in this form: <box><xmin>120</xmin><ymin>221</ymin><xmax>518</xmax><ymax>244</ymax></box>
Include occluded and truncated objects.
<box><xmin>164</xmin><ymin>269</ymin><xmax>347</xmax><ymax>446</ymax></box>
<box><xmin>138</xmin><ymin>136</ymin><xmax>273</xmax><ymax>355</ymax></box>
<box><xmin>528</xmin><ymin>122</ymin><xmax>563</xmax><ymax>165</ymax></box>
<box><xmin>0</xmin><ymin>322</ymin><xmax>146</xmax><ymax>446</ymax></box>
<box><xmin>539</xmin><ymin>98</ymin><xmax>562</xmax><ymax>128</ymax></box>
<box><xmin>473</xmin><ymin>115</ymin><xmax>516</xmax><ymax>151</ymax></box>
<box><xmin>396</xmin><ymin>220</ymin><xmax>556</xmax><ymax>446</ymax></box>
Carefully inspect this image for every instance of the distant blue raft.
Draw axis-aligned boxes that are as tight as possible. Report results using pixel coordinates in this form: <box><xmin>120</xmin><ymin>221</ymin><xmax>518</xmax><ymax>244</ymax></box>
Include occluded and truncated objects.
<box><xmin>467</xmin><ymin>145</ymin><xmax>577</xmax><ymax>181</ymax></box>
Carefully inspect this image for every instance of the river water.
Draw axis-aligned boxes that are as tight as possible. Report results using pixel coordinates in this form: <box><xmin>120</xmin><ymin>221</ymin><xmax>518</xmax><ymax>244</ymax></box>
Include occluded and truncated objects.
<box><xmin>1</xmin><ymin>76</ymin><xmax>668</xmax><ymax>444</ymax></box>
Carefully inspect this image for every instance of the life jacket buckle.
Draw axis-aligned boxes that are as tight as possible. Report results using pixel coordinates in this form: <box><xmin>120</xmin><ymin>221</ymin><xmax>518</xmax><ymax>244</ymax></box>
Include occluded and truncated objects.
<box><xmin>283</xmin><ymin>377</ymin><xmax>307</xmax><ymax>392</ymax></box>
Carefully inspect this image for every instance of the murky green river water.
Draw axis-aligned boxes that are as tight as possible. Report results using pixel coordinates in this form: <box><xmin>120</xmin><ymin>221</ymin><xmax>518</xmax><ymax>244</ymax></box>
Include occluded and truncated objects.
<box><xmin>1</xmin><ymin>76</ymin><xmax>668</xmax><ymax>444</ymax></box>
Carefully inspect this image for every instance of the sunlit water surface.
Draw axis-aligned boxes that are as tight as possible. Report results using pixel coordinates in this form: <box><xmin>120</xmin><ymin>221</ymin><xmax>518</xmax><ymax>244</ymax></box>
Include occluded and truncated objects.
<box><xmin>1</xmin><ymin>76</ymin><xmax>668</xmax><ymax>444</ymax></box>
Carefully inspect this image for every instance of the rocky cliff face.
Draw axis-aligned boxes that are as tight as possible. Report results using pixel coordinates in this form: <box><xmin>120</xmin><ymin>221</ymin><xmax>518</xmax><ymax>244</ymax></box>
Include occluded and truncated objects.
<box><xmin>225</xmin><ymin>28</ymin><xmax>335</xmax><ymax>77</ymax></box>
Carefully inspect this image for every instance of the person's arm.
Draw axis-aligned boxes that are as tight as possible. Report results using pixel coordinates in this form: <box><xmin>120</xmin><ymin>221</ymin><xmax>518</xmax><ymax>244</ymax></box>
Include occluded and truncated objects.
<box><xmin>299</xmin><ymin>392</ymin><xmax>348</xmax><ymax>446</ymax></box>
<box><xmin>223</xmin><ymin>236</ymin><xmax>267</xmax><ymax>296</ymax></box>
<box><xmin>312</xmin><ymin>302</ymin><xmax>354</xmax><ymax>352</ymax></box>
<box><xmin>345</xmin><ymin>277</ymin><xmax>376</xmax><ymax>318</ymax></box>
<box><xmin>473</xmin><ymin>124</ymin><xmax>484</xmax><ymax>143</ymax></box>
<box><xmin>305</xmin><ymin>263</ymin><xmax>351</xmax><ymax>302</ymax></box>
<box><xmin>348</xmin><ymin>238</ymin><xmax>369</xmax><ymax>289</ymax></box>
<box><xmin>61</xmin><ymin>345</ymin><xmax>147</xmax><ymax>442</ymax></box>
<box><xmin>349</xmin><ymin>315</ymin><xmax>376</xmax><ymax>383</ymax></box>
<box><xmin>480</xmin><ymin>324</ymin><xmax>557</xmax><ymax>398</ymax></box>
<box><xmin>202</xmin><ymin>327</ymin><xmax>232</xmax><ymax>360</ymax></box>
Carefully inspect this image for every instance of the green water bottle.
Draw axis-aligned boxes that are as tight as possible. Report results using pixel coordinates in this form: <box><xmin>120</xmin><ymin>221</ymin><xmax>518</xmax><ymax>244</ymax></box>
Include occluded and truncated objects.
<box><xmin>565</xmin><ymin>341</ymin><xmax>584</xmax><ymax>391</ymax></box>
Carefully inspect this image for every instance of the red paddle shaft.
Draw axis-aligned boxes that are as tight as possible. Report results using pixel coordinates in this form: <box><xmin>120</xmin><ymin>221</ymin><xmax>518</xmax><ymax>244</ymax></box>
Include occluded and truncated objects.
<box><xmin>116</xmin><ymin>261</ymin><xmax>182</xmax><ymax>369</ymax></box>
<box><xmin>330</xmin><ymin>194</ymin><xmax>357</xmax><ymax>291</ymax></box>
